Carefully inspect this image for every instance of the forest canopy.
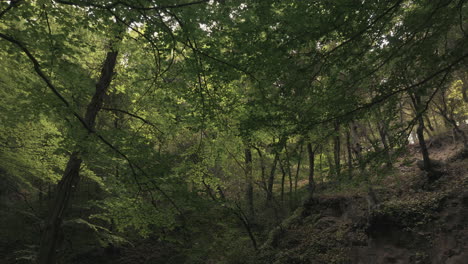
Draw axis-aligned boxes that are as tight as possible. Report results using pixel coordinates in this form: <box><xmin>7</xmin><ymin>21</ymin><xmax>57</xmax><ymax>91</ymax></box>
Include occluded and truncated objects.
<box><xmin>0</xmin><ymin>0</ymin><xmax>467</xmax><ymax>263</ymax></box>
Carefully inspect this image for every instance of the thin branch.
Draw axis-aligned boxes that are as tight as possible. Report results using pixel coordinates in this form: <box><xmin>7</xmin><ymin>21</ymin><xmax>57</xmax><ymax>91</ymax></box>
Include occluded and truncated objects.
<box><xmin>55</xmin><ymin>0</ymin><xmax>209</xmax><ymax>10</ymax></box>
<box><xmin>102</xmin><ymin>107</ymin><xmax>164</xmax><ymax>134</ymax></box>
<box><xmin>0</xmin><ymin>32</ymin><xmax>72</xmax><ymax>108</ymax></box>
<box><xmin>0</xmin><ymin>0</ymin><xmax>22</xmax><ymax>20</ymax></box>
<box><xmin>304</xmin><ymin>52</ymin><xmax>468</xmax><ymax>129</ymax></box>
<box><xmin>325</xmin><ymin>0</ymin><xmax>404</xmax><ymax>57</ymax></box>
<box><xmin>0</xmin><ymin>31</ymin><xmax>183</xmax><ymax>217</ymax></box>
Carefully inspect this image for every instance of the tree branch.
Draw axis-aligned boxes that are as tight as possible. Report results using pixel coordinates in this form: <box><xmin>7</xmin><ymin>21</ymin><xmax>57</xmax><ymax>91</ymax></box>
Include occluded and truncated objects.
<box><xmin>0</xmin><ymin>0</ymin><xmax>22</xmax><ymax>20</ymax></box>
<box><xmin>303</xmin><ymin>52</ymin><xmax>468</xmax><ymax>130</ymax></box>
<box><xmin>55</xmin><ymin>0</ymin><xmax>209</xmax><ymax>10</ymax></box>
<box><xmin>102</xmin><ymin>107</ymin><xmax>164</xmax><ymax>134</ymax></box>
<box><xmin>0</xmin><ymin>31</ymin><xmax>182</xmax><ymax>217</ymax></box>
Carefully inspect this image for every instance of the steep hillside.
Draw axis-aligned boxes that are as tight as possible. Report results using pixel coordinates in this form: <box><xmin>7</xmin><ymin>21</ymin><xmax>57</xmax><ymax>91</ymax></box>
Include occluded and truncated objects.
<box><xmin>258</xmin><ymin>135</ymin><xmax>468</xmax><ymax>264</ymax></box>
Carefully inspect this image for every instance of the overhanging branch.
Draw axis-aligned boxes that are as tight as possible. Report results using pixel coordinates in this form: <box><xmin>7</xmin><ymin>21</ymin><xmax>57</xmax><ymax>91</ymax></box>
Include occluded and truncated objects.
<box><xmin>0</xmin><ymin>31</ymin><xmax>182</xmax><ymax>216</ymax></box>
<box><xmin>55</xmin><ymin>0</ymin><xmax>209</xmax><ymax>10</ymax></box>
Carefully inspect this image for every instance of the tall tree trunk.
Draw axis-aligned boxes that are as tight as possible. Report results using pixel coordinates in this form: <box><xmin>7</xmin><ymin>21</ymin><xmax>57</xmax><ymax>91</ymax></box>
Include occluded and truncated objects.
<box><xmin>284</xmin><ymin>146</ymin><xmax>293</xmax><ymax>206</ymax></box>
<box><xmin>377</xmin><ymin>122</ymin><xmax>392</xmax><ymax>167</ymax></box>
<box><xmin>417</xmin><ymin>114</ymin><xmax>432</xmax><ymax>172</ymax></box>
<box><xmin>279</xmin><ymin>159</ymin><xmax>286</xmax><ymax>202</ymax></box>
<box><xmin>346</xmin><ymin>130</ymin><xmax>353</xmax><ymax>178</ymax></box>
<box><xmin>411</xmin><ymin>93</ymin><xmax>433</xmax><ymax>177</ymax></box>
<box><xmin>333</xmin><ymin>122</ymin><xmax>341</xmax><ymax>177</ymax></box>
<box><xmin>244</xmin><ymin>147</ymin><xmax>254</xmax><ymax>220</ymax></box>
<box><xmin>319</xmin><ymin>150</ymin><xmax>323</xmax><ymax>183</ymax></box>
<box><xmin>364</xmin><ymin>120</ymin><xmax>381</xmax><ymax>152</ymax></box>
<box><xmin>351</xmin><ymin>122</ymin><xmax>365</xmax><ymax>172</ymax></box>
<box><xmin>326</xmin><ymin>153</ymin><xmax>334</xmax><ymax>178</ymax></box>
<box><xmin>266</xmin><ymin>152</ymin><xmax>279</xmax><ymax>202</ymax></box>
<box><xmin>307</xmin><ymin>143</ymin><xmax>315</xmax><ymax>197</ymax></box>
<box><xmin>37</xmin><ymin>50</ymin><xmax>118</xmax><ymax>264</ymax></box>
<box><xmin>254</xmin><ymin>146</ymin><xmax>267</xmax><ymax>193</ymax></box>
<box><xmin>399</xmin><ymin>101</ymin><xmax>405</xmax><ymax>125</ymax></box>
<box><xmin>294</xmin><ymin>144</ymin><xmax>303</xmax><ymax>194</ymax></box>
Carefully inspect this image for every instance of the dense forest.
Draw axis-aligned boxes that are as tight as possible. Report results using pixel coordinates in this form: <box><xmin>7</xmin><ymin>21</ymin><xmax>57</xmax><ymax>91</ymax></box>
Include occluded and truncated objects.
<box><xmin>0</xmin><ymin>0</ymin><xmax>467</xmax><ymax>263</ymax></box>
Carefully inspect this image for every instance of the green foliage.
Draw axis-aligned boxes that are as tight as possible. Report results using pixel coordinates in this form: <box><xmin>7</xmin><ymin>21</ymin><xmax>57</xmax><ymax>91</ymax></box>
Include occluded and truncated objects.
<box><xmin>1</xmin><ymin>0</ymin><xmax>467</xmax><ymax>262</ymax></box>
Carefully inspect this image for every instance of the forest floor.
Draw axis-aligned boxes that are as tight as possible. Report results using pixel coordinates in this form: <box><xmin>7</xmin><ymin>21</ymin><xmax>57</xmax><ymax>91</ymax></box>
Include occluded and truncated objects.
<box><xmin>1</xmin><ymin>129</ymin><xmax>467</xmax><ymax>264</ymax></box>
<box><xmin>258</xmin><ymin>129</ymin><xmax>468</xmax><ymax>264</ymax></box>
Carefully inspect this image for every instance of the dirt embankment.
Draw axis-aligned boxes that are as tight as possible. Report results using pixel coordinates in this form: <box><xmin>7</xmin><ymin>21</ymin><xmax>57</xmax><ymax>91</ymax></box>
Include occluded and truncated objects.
<box><xmin>259</xmin><ymin>143</ymin><xmax>468</xmax><ymax>264</ymax></box>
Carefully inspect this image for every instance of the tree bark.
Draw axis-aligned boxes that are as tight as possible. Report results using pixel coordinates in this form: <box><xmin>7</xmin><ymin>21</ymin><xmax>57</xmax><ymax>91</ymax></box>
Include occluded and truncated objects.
<box><xmin>307</xmin><ymin>143</ymin><xmax>315</xmax><ymax>197</ymax></box>
<box><xmin>244</xmin><ymin>147</ymin><xmax>254</xmax><ymax>220</ymax></box>
<box><xmin>410</xmin><ymin>93</ymin><xmax>433</xmax><ymax>178</ymax></box>
<box><xmin>37</xmin><ymin>50</ymin><xmax>118</xmax><ymax>264</ymax></box>
<box><xmin>333</xmin><ymin>121</ymin><xmax>341</xmax><ymax>177</ymax></box>
<box><xmin>294</xmin><ymin>144</ymin><xmax>303</xmax><ymax>194</ymax></box>
<box><xmin>417</xmin><ymin>114</ymin><xmax>432</xmax><ymax>172</ymax></box>
<box><xmin>346</xmin><ymin>130</ymin><xmax>353</xmax><ymax>178</ymax></box>
<box><xmin>284</xmin><ymin>146</ymin><xmax>293</xmax><ymax>206</ymax></box>
<box><xmin>351</xmin><ymin>122</ymin><xmax>365</xmax><ymax>172</ymax></box>
<box><xmin>266</xmin><ymin>152</ymin><xmax>279</xmax><ymax>202</ymax></box>
<box><xmin>377</xmin><ymin>122</ymin><xmax>392</xmax><ymax>167</ymax></box>
<box><xmin>253</xmin><ymin>146</ymin><xmax>267</xmax><ymax>194</ymax></box>
<box><xmin>279</xmin><ymin>159</ymin><xmax>286</xmax><ymax>202</ymax></box>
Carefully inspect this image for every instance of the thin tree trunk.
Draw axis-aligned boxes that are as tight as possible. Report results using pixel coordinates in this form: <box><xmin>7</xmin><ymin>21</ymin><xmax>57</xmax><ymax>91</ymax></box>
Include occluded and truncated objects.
<box><xmin>326</xmin><ymin>153</ymin><xmax>334</xmax><ymax>179</ymax></box>
<box><xmin>307</xmin><ymin>143</ymin><xmax>315</xmax><ymax>197</ymax></box>
<box><xmin>364</xmin><ymin>120</ymin><xmax>381</xmax><ymax>152</ymax></box>
<box><xmin>37</xmin><ymin>50</ymin><xmax>118</xmax><ymax>264</ymax></box>
<box><xmin>351</xmin><ymin>122</ymin><xmax>365</xmax><ymax>172</ymax></box>
<box><xmin>319</xmin><ymin>150</ymin><xmax>323</xmax><ymax>182</ymax></box>
<box><xmin>417</xmin><ymin>112</ymin><xmax>432</xmax><ymax>172</ymax></box>
<box><xmin>244</xmin><ymin>147</ymin><xmax>254</xmax><ymax>220</ymax></box>
<box><xmin>279</xmin><ymin>159</ymin><xmax>286</xmax><ymax>202</ymax></box>
<box><xmin>399</xmin><ymin>101</ymin><xmax>405</xmax><ymax>125</ymax></box>
<box><xmin>378</xmin><ymin>122</ymin><xmax>392</xmax><ymax>167</ymax></box>
<box><xmin>294</xmin><ymin>144</ymin><xmax>303</xmax><ymax>194</ymax></box>
<box><xmin>411</xmin><ymin>93</ymin><xmax>433</xmax><ymax>177</ymax></box>
<box><xmin>233</xmin><ymin>205</ymin><xmax>258</xmax><ymax>251</ymax></box>
<box><xmin>254</xmin><ymin>146</ymin><xmax>267</xmax><ymax>194</ymax></box>
<box><xmin>266</xmin><ymin>152</ymin><xmax>279</xmax><ymax>202</ymax></box>
<box><xmin>333</xmin><ymin>122</ymin><xmax>341</xmax><ymax>177</ymax></box>
<box><xmin>346</xmin><ymin>130</ymin><xmax>353</xmax><ymax>178</ymax></box>
<box><xmin>284</xmin><ymin>145</ymin><xmax>293</xmax><ymax>206</ymax></box>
